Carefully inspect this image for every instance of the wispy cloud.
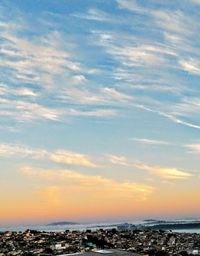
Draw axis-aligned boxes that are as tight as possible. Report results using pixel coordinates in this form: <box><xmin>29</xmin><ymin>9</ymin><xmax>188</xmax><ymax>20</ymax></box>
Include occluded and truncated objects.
<box><xmin>107</xmin><ymin>155</ymin><xmax>130</xmax><ymax>166</ymax></box>
<box><xmin>0</xmin><ymin>27</ymin><xmax>81</xmax><ymax>87</ymax></box>
<box><xmin>134</xmin><ymin>104</ymin><xmax>200</xmax><ymax>130</ymax></box>
<box><xmin>136</xmin><ymin>163</ymin><xmax>193</xmax><ymax>180</ymax></box>
<box><xmin>179</xmin><ymin>59</ymin><xmax>200</xmax><ymax>75</ymax></box>
<box><xmin>0</xmin><ymin>98</ymin><xmax>61</xmax><ymax>121</ymax></box>
<box><xmin>86</xmin><ymin>1</ymin><xmax>200</xmax><ymax>132</ymax></box>
<box><xmin>95</xmin><ymin>34</ymin><xmax>176</xmax><ymax>68</ymax></box>
<box><xmin>2</xmin><ymin>142</ymin><xmax>193</xmax><ymax>180</ymax></box>
<box><xmin>59</xmin><ymin>86</ymin><xmax>133</xmax><ymax>106</ymax></box>
<box><xmin>72</xmin><ymin>8</ymin><xmax>112</xmax><ymax>22</ymax></box>
<box><xmin>0</xmin><ymin>143</ymin><xmax>96</xmax><ymax>168</ymax></box>
<box><xmin>0</xmin><ymin>143</ymin><xmax>47</xmax><ymax>159</ymax></box>
<box><xmin>0</xmin><ymin>83</ymin><xmax>37</xmax><ymax>97</ymax></box>
<box><xmin>131</xmin><ymin>138</ymin><xmax>171</xmax><ymax>145</ymax></box>
<box><xmin>1</xmin><ymin>0</ymin><xmax>200</xmax><ymax>131</ymax></box>
<box><xmin>185</xmin><ymin>144</ymin><xmax>200</xmax><ymax>154</ymax></box>
<box><xmin>117</xmin><ymin>0</ymin><xmax>143</xmax><ymax>13</ymax></box>
<box><xmin>107</xmin><ymin>155</ymin><xmax>194</xmax><ymax>180</ymax></box>
<box><xmin>49</xmin><ymin>151</ymin><xmax>96</xmax><ymax>168</ymax></box>
<box><xmin>1</xmin><ymin>6</ymin><xmax>121</xmax><ymax>126</ymax></box>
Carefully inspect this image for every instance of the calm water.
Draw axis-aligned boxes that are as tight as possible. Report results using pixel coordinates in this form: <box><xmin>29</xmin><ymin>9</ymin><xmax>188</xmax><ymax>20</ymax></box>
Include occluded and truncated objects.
<box><xmin>171</xmin><ymin>229</ymin><xmax>200</xmax><ymax>234</ymax></box>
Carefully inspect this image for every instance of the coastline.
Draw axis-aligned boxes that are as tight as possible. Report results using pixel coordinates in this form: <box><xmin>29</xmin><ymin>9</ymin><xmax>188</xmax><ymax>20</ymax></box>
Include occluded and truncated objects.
<box><xmin>1</xmin><ymin>219</ymin><xmax>200</xmax><ymax>233</ymax></box>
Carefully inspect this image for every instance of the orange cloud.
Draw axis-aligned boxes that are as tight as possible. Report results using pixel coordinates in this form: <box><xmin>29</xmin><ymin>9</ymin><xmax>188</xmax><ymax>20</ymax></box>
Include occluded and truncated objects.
<box><xmin>18</xmin><ymin>166</ymin><xmax>155</xmax><ymax>220</ymax></box>
<box><xmin>108</xmin><ymin>155</ymin><xmax>193</xmax><ymax>180</ymax></box>
<box><xmin>137</xmin><ymin>164</ymin><xmax>193</xmax><ymax>180</ymax></box>
<box><xmin>21</xmin><ymin>166</ymin><xmax>154</xmax><ymax>199</ymax></box>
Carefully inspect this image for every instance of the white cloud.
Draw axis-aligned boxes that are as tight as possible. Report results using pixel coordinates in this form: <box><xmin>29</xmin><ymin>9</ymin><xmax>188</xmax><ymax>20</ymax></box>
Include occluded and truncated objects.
<box><xmin>170</xmin><ymin>117</ymin><xmax>200</xmax><ymax>130</ymax></box>
<box><xmin>152</xmin><ymin>10</ymin><xmax>191</xmax><ymax>35</ymax></box>
<box><xmin>73</xmin><ymin>8</ymin><xmax>112</xmax><ymax>22</ymax></box>
<box><xmin>49</xmin><ymin>150</ymin><xmax>96</xmax><ymax>168</ymax></box>
<box><xmin>131</xmin><ymin>138</ymin><xmax>171</xmax><ymax>145</ymax></box>
<box><xmin>0</xmin><ymin>83</ymin><xmax>37</xmax><ymax>97</ymax></box>
<box><xmin>170</xmin><ymin>97</ymin><xmax>200</xmax><ymax>117</ymax></box>
<box><xmin>60</xmin><ymin>86</ymin><xmax>132</xmax><ymax>106</ymax></box>
<box><xmin>136</xmin><ymin>163</ymin><xmax>193</xmax><ymax>180</ymax></box>
<box><xmin>0</xmin><ymin>144</ymin><xmax>47</xmax><ymax>159</ymax></box>
<box><xmin>71</xmin><ymin>75</ymin><xmax>87</xmax><ymax>84</ymax></box>
<box><xmin>103</xmin><ymin>87</ymin><xmax>133</xmax><ymax>101</ymax></box>
<box><xmin>102</xmin><ymin>42</ymin><xmax>176</xmax><ymax>68</ymax></box>
<box><xmin>117</xmin><ymin>0</ymin><xmax>143</xmax><ymax>13</ymax></box>
<box><xmin>107</xmin><ymin>155</ymin><xmax>130</xmax><ymax>166</ymax></box>
<box><xmin>0</xmin><ymin>29</ymin><xmax>81</xmax><ymax>87</ymax></box>
<box><xmin>1</xmin><ymin>0</ymin><xmax>200</xmax><ymax>134</ymax></box>
<box><xmin>67</xmin><ymin>108</ymin><xmax>118</xmax><ymax>118</ymax></box>
<box><xmin>179</xmin><ymin>59</ymin><xmax>200</xmax><ymax>75</ymax></box>
<box><xmin>60</xmin><ymin>87</ymin><xmax>105</xmax><ymax>105</ymax></box>
<box><xmin>134</xmin><ymin>104</ymin><xmax>200</xmax><ymax>130</ymax></box>
<box><xmin>0</xmin><ymin>99</ymin><xmax>61</xmax><ymax>121</ymax></box>
<box><xmin>0</xmin><ymin>143</ymin><xmax>96</xmax><ymax>168</ymax></box>
<box><xmin>185</xmin><ymin>144</ymin><xmax>200</xmax><ymax>154</ymax></box>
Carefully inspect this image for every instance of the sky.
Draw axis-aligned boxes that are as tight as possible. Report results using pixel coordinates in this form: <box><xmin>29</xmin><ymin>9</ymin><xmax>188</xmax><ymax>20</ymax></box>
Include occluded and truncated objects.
<box><xmin>0</xmin><ymin>0</ymin><xmax>200</xmax><ymax>226</ymax></box>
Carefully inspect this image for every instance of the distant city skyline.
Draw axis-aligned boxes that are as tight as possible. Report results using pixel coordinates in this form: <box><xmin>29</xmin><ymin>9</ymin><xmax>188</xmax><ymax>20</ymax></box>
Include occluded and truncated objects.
<box><xmin>1</xmin><ymin>0</ymin><xmax>200</xmax><ymax>226</ymax></box>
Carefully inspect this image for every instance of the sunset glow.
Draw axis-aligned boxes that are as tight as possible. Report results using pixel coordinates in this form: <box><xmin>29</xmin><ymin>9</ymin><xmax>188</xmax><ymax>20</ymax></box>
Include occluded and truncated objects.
<box><xmin>0</xmin><ymin>0</ymin><xmax>200</xmax><ymax>226</ymax></box>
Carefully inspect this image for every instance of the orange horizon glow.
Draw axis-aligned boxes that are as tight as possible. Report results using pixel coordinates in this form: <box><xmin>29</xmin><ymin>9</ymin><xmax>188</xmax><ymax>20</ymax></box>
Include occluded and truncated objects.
<box><xmin>0</xmin><ymin>163</ymin><xmax>199</xmax><ymax>226</ymax></box>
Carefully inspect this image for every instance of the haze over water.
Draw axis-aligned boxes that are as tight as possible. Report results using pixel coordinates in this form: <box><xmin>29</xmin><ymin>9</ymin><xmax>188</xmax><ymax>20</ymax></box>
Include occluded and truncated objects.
<box><xmin>1</xmin><ymin>219</ymin><xmax>200</xmax><ymax>234</ymax></box>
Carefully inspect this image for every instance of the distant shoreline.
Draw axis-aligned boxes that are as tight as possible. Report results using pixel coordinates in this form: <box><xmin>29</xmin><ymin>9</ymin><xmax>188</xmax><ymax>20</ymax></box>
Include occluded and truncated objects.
<box><xmin>118</xmin><ymin>220</ymin><xmax>200</xmax><ymax>231</ymax></box>
<box><xmin>1</xmin><ymin>219</ymin><xmax>200</xmax><ymax>233</ymax></box>
<box><xmin>146</xmin><ymin>222</ymin><xmax>200</xmax><ymax>230</ymax></box>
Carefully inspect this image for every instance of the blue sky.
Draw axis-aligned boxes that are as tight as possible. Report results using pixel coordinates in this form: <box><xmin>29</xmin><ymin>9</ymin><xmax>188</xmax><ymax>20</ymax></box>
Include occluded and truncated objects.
<box><xmin>1</xmin><ymin>0</ymin><xmax>200</xmax><ymax>225</ymax></box>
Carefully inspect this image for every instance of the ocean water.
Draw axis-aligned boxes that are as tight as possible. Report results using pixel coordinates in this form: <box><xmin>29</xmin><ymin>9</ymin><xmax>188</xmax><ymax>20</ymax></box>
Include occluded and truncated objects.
<box><xmin>171</xmin><ymin>229</ymin><xmax>200</xmax><ymax>234</ymax></box>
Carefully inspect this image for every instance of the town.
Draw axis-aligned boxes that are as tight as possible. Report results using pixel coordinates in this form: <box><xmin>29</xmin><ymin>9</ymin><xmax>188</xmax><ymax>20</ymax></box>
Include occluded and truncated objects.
<box><xmin>0</xmin><ymin>228</ymin><xmax>200</xmax><ymax>256</ymax></box>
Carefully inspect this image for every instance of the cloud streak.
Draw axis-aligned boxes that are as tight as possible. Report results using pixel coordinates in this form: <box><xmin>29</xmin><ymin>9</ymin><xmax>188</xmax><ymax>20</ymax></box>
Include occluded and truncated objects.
<box><xmin>131</xmin><ymin>138</ymin><xmax>171</xmax><ymax>146</ymax></box>
<box><xmin>107</xmin><ymin>155</ymin><xmax>194</xmax><ymax>181</ymax></box>
<box><xmin>0</xmin><ymin>143</ymin><xmax>96</xmax><ymax>168</ymax></box>
<box><xmin>49</xmin><ymin>151</ymin><xmax>97</xmax><ymax>168</ymax></box>
<box><xmin>185</xmin><ymin>144</ymin><xmax>200</xmax><ymax>154</ymax></box>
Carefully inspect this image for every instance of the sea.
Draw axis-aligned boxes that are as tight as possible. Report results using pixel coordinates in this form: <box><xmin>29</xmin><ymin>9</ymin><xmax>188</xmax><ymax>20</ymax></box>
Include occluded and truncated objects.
<box><xmin>1</xmin><ymin>219</ymin><xmax>200</xmax><ymax>233</ymax></box>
